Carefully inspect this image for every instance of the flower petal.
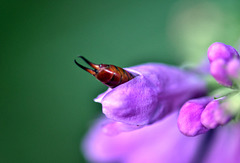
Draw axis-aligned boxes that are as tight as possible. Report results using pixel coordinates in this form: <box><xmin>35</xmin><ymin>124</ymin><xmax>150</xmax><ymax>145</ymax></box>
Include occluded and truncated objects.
<box><xmin>95</xmin><ymin>63</ymin><xmax>206</xmax><ymax>126</ymax></box>
<box><xmin>82</xmin><ymin>113</ymin><xmax>204</xmax><ymax>163</ymax></box>
<box><xmin>102</xmin><ymin>121</ymin><xmax>143</xmax><ymax>136</ymax></box>
<box><xmin>203</xmin><ymin>123</ymin><xmax>240</xmax><ymax>163</ymax></box>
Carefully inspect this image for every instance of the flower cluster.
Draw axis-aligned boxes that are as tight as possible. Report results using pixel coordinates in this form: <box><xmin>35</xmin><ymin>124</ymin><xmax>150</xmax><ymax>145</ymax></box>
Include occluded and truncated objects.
<box><xmin>208</xmin><ymin>42</ymin><xmax>240</xmax><ymax>87</ymax></box>
<box><xmin>81</xmin><ymin>42</ymin><xmax>240</xmax><ymax>163</ymax></box>
<box><xmin>178</xmin><ymin>97</ymin><xmax>232</xmax><ymax>136</ymax></box>
<box><xmin>178</xmin><ymin>43</ymin><xmax>240</xmax><ymax>137</ymax></box>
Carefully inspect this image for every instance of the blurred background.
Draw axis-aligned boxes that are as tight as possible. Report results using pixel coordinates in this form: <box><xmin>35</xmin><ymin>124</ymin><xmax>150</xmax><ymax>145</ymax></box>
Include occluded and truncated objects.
<box><xmin>1</xmin><ymin>0</ymin><xmax>240</xmax><ymax>162</ymax></box>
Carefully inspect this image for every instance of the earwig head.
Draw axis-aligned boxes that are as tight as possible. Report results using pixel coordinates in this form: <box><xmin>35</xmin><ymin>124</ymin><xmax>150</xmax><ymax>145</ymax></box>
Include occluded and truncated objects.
<box><xmin>74</xmin><ymin>56</ymin><xmax>102</xmax><ymax>76</ymax></box>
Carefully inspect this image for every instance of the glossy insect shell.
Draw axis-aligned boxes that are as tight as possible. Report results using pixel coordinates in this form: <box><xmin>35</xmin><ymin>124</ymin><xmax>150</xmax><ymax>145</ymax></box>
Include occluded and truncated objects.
<box><xmin>95</xmin><ymin>64</ymin><xmax>134</xmax><ymax>88</ymax></box>
<box><xmin>74</xmin><ymin>56</ymin><xmax>135</xmax><ymax>88</ymax></box>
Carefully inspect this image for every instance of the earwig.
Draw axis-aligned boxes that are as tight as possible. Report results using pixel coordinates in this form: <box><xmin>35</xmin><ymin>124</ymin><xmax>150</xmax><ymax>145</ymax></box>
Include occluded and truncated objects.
<box><xmin>74</xmin><ymin>56</ymin><xmax>135</xmax><ymax>88</ymax></box>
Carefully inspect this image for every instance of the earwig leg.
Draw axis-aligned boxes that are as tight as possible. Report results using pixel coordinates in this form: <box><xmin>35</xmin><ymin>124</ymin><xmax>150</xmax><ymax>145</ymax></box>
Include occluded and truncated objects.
<box><xmin>78</xmin><ymin>56</ymin><xmax>100</xmax><ymax>70</ymax></box>
<box><xmin>74</xmin><ymin>59</ymin><xmax>96</xmax><ymax>75</ymax></box>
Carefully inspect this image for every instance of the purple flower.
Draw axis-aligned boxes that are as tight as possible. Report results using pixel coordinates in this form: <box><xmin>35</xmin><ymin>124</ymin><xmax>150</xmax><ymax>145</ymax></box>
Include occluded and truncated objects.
<box><xmin>82</xmin><ymin>113</ymin><xmax>205</xmax><ymax>163</ymax></box>
<box><xmin>210</xmin><ymin>59</ymin><xmax>232</xmax><ymax>86</ymax></box>
<box><xmin>82</xmin><ymin>112</ymin><xmax>240</xmax><ymax>163</ymax></box>
<box><xmin>226</xmin><ymin>58</ymin><xmax>240</xmax><ymax>79</ymax></box>
<box><xmin>208</xmin><ymin>42</ymin><xmax>239</xmax><ymax>63</ymax></box>
<box><xmin>201</xmin><ymin>98</ymin><xmax>232</xmax><ymax>129</ymax></box>
<box><xmin>177</xmin><ymin>97</ymin><xmax>212</xmax><ymax>136</ymax></box>
<box><xmin>178</xmin><ymin>96</ymin><xmax>233</xmax><ymax>136</ymax></box>
<box><xmin>94</xmin><ymin>63</ymin><xmax>206</xmax><ymax>128</ymax></box>
<box><xmin>202</xmin><ymin>123</ymin><xmax>240</xmax><ymax>163</ymax></box>
<box><xmin>207</xmin><ymin>42</ymin><xmax>240</xmax><ymax>87</ymax></box>
<box><xmin>81</xmin><ymin>42</ymin><xmax>240</xmax><ymax>163</ymax></box>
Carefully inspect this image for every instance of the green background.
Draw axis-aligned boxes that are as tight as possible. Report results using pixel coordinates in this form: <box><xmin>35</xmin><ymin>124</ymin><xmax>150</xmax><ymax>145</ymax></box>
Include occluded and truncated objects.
<box><xmin>1</xmin><ymin>0</ymin><xmax>240</xmax><ymax>162</ymax></box>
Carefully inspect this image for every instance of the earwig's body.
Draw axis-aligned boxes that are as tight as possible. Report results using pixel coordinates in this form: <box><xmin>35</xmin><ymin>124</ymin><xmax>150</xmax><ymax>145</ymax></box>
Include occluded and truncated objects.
<box><xmin>74</xmin><ymin>56</ymin><xmax>135</xmax><ymax>88</ymax></box>
<box><xmin>94</xmin><ymin>64</ymin><xmax>135</xmax><ymax>88</ymax></box>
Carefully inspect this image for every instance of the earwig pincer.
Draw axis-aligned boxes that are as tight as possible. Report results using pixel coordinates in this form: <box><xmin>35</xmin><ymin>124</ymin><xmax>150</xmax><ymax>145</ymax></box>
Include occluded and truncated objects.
<box><xmin>74</xmin><ymin>56</ymin><xmax>135</xmax><ymax>88</ymax></box>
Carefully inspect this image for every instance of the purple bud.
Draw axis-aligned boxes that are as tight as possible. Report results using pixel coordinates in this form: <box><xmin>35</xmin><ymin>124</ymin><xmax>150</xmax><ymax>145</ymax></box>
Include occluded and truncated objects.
<box><xmin>208</xmin><ymin>42</ymin><xmax>239</xmax><ymax>63</ymax></box>
<box><xmin>214</xmin><ymin>105</ymin><xmax>232</xmax><ymax>125</ymax></box>
<box><xmin>210</xmin><ymin>59</ymin><xmax>232</xmax><ymax>87</ymax></box>
<box><xmin>201</xmin><ymin>99</ymin><xmax>219</xmax><ymax>129</ymax></box>
<box><xmin>201</xmin><ymin>98</ymin><xmax>232</xmax><ymax>129</ymax></box>
<box><xmin>207</xmin><ymin>42</ymin><xmax>240</xmax><ymax>87</ymax></box>
<box><xmin>226</xmin><ymin>58</ymin><xmax>240</xmax><ymax>79</ymax></box>
<box><xmin>177</xmin><ymin>97</ymin><xmax>212</xmax><ymax>136</ymax></box>
<box><xmin>95</xmin><ymin>63</ymin><xmax>206</xmax><ymax>127</ymax></box>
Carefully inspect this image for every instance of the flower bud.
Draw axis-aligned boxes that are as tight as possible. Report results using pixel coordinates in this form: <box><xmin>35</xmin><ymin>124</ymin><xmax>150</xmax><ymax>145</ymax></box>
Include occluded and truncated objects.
<box><xmin>207</xmin><ymin>42</ymin><xmax>240</xmax><ymax>87</ymax></box>
<box><xmin>208</xmin><ymin>42</ymin><xmax>239</xmax><ymax>63</ymax></box>
<box><xmin>210</xmin><ymin>59</ymin><xmax>232</xmax><ymax>87</ymax></box>
<box><xmin>201</xmin><ymin>98</ymin><xmax>232</xmax><ymax>129</ymax></box>
<box><xmin>177</xmin><ymin>97</ymin><xmax>212</xmax><ymax>136</ymax></box>
<box><xmin>226</xmin><ymin>58</ymin><xmax>240</xmax><ymax>79</ymax></box>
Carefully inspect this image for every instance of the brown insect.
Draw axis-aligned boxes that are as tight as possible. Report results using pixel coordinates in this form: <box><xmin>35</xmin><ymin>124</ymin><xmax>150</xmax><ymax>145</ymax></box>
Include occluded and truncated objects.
<box><xmin>74</xmin><ymin>56</ymin><xmax>135</xmax><ymax>88</ymax></box>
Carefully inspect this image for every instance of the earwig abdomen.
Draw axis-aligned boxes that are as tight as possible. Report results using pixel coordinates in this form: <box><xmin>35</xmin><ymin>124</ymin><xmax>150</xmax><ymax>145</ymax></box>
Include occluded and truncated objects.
<box><xmin>74</xmin><ymin>56</ymin><xmax>135</xmax><ymax>88</ymax></box>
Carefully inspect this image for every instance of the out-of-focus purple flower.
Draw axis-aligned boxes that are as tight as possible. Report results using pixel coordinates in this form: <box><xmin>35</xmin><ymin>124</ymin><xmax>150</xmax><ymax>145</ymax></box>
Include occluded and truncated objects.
<box><xmin>202</xmin><ymin>123</ymin><xmax>240</xmax><ymax>163</ymax></box>
<box><xmin>82</xmin><ymin>113</ymin><xmax>205</xmax><ymax>163</ymax></box>
<box><xmin>207</xmin><ymin>42</ymin><xmax>240</xmax><ymax>87</ymax></box>
<box><xmin>82</xmin><ymin>112</ymin><xmax>240</xmax><ymax>163</ymax></box>
<box><xmin>94</xmin><ymin>63</ymin><xmax>206</xmax><ymax>128</ymax></box>
<box><xmin>102</xmin><ymin>120</ymin><xmax>143</xmax><ymax>136</ymax></box>
<box><xmin>177</xmin><ymin>97</ymin><xmax>212</xmax><ymax>136</ymax></box>
<box><xmin>196</xmin><ymin>58</ymin><xmax>211</xmax><ymax>74</ymax></box>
